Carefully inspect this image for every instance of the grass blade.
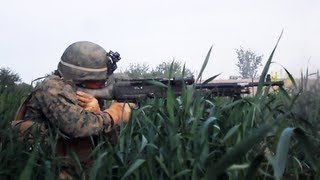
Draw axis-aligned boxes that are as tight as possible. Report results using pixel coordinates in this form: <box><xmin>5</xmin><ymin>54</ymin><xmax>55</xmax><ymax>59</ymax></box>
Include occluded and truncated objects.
<box><xmin>166</xmin><ymin>87</ymin><xmax>175</xmax><ymax>124</ymax></box>
<box><xmin>293</xmin><ymin>128</ymin><xmax>317</xmax><ymax>171</ymax></box>
<box><xmin>270</xmin><ymin>127</ymin><xmax>294</xmax><ymax>180</ymax></box>
<box><xmin>305</xmin><ymin>67</ymin><xmax>309</xmax><ymax>89</ymax></box>
<box><xmin>139</xmin><ymin>134</ymin><xmax>148</xmax><ymax>153</ymax></box>
<box><xmin>208</xmin><ymin>119</ymin><xmax>277</xmax><ymax>179</ymax></box>
<box><xmin>222</xmin><ymin>123</ymin><xmax>241</xmax><ymax>142</ymax></box>
<box><xmin>173</xmin><ymin>169</ymin><xmax>192</xmax><ymax>178</ymax></box>
<box><xmin>169</xmin><ymin>60</ymin><xmax>175</xmax><ymax>79</ymax></box>
<box><xmin>89</xmin><ymin>152</ymin><xmax>108</xmax><ymax>180</ymax></box>
<box><xmin>156</xmin><ymin>156</ymin><xmax>171</xmax><ymax>178</ymax></box>
<box><xmin>244</xmin><ymin>154</ymin><xmax>265</xmax><ymax>180</ymax></box>
<box><xmin>202</xmin><ymin>73</ymin><xmax>221</xmax><ymax>84</ymax></box>
<box><xmin>196</xmin><ymin>46</ymin><xmax>213</xmax><ymax>83</ymax></box>
<box><xmin>282</xmin><ymin>66</ymin><xmax>297</xmax><ymax>88</ymax></box>
<box><xmin>19</xmin><ymin>146</ymin><xmax>38</xmax><ymax>180</ymax></box>
<box><xmin>257</xmin><ymin>30</ymin><xmax>283</xmax><ymax>96</ymax></box>
<box><xmin>121</xmin><ymin>159</ymin><xmax>146</xmax><ymax>180</ymax></box>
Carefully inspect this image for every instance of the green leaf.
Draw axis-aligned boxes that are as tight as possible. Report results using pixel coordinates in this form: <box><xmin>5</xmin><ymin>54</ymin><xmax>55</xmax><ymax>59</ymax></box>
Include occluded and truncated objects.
<box><xmin>156</xmin><ymin>156</ymin><xmax>171</xmax><ymax>177</ymax></box>
<box><xmin>305</xmin><ymin>67</ymin><xmax>309</xmax><ymax>88</ymax></box>
<box><xmin>196</xmin><ymin>46</ymin><xmax>213</xmax><ymax>83</ymax></box>
<box><xmin>244</xmin><ymin>154</ymin><xmax>265</xmax><ymax>180</ymax></box>
<box><xmin>182</xmin><ymin>63</ymin><xmax>186</xmax><ymax>77</ymax></box>
<box><xmin>228</xmin><ymin>164</ymin><xmax>250</xmax><ymax>170</ymax></box>
<box><xmin>270</xmin><ymin>127</ymin><xmax>295</xmax><ymax>180</ymax></box>
<box><xmin>208</xmin><ymin>119</ymin><xmax>277</xmax><ymax>178</ymax></box>
<box><xmin>293</xmin><ymin>128</ymin><xmax>317</xmax><ymax>170</ymax></box>
<box><xmin>166</xmin><ymin>87</ymin><xmax>175</xmax><ymax>124</ymax></box>
<box><xmin>173</xmin><ymin>169</ymin><xmax>192</xmax><ymax>178</ymax></box>
<box><xmin>282</xmin><ymin>66</ymin><xmax>297</xmax><ymax>88</ymax></box>
<box><xmin>278</xmin><ymin>86</ymin><xmax>290</xmax><ymax>100</ymax></box>
<box><xmin>139</xmin><ymin>135</ymin><xmax>148</xmax><ymax>153</ymax></box>
<box><xmin>89</xmin><ymin>152</ymin><xmax>108</xmax><ymax>180</ymax></box>
<box><xmin>121</xmin><ymin>159</ymin><xmax>146</xmax><ymax>180</ymax></box>
<box><xmin>202</xmin><ymin>73</ymin><xmax>221</xmax><ymax>84</ymax></box>
<box><xmin>19</xmin><ymin>146</ymin><xmax>38</xmax><ymax>180</ymax></box>
<box><xmin>221</xmin><ymin>99</ymin><xmax>243</xmax><ymax>111</ymax></box>
<box><xmin>69</xmin><ymin>151</ymin><xmax>83</xmax><ymax>173</ymax></box>
<box><xmin>222</xmin><ymin>123</ymin><xmax>241</xmax><ymax>142</ymax></box>
<box><xmin>257</xmin><ymin>30</ymin><xmax>283</xmax><ymax>96</ymax></box>
<box><xmin>89</xmin><ymin>141</ymin><xmax>106</xmax><ymax>158</ymax></box>
<box><xmin>201</xmin><ymin>117</ymin><xmax>216</xmax><ymax>136</ymax></box>
<box><xmin>169</xmin><ymin>60</ymin><xmax>175</xmax><ymax>79</ymax></box>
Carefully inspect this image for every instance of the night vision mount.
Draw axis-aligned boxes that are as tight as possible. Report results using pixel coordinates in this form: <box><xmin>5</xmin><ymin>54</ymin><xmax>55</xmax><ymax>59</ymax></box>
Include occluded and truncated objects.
<box><xmin>106</xmin><ymin>50</ymin><xmax>121</xmax><ymax>76</ymax></box>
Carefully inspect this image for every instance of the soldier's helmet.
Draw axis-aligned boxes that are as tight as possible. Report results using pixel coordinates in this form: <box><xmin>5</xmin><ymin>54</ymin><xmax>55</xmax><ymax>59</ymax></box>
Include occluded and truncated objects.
<box><xmin>58</xmin><ymin>41</ymin><xmax>108</xmax><ymax>82</ymax></box>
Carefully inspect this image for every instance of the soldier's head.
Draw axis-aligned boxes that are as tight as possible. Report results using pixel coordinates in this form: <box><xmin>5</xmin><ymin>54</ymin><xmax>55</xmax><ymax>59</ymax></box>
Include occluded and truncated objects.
<box><xmin>57</xmin><ymin>41</ymin><xmax>108</xmax><ymax>88</ymax></box>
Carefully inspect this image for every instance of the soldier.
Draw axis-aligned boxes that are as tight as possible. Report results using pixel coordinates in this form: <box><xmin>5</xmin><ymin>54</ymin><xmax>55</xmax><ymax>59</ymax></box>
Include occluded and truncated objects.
<box><xmin>12</xmin><ymin>41</ymin><xmax>134</xmax><ymax>179</ymax></box>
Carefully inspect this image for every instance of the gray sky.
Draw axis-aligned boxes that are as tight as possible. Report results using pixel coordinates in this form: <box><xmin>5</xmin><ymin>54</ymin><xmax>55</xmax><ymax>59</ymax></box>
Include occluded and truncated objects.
<box><xmin>1</xmin><ymin>0</ymin><xmax>319</xmax><ymax>83</ymax></box>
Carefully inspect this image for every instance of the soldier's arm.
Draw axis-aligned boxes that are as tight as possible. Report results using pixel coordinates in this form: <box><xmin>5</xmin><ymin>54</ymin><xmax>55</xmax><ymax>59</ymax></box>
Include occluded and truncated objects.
<box><xmin>35</xmin><ymin>81</ymin><xmax>114</xmax><ymax>138</ymax></box>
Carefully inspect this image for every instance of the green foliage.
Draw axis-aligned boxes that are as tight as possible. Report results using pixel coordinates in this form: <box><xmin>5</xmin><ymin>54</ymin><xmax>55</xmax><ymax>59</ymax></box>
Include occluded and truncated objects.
<box><xmin>123</xmin><ymin>63</ymin><xmax>151</xmax><ymax>78</ymax></box>
<box><xmin>257</xmin><ymin>31</ymin><xmax>282</xmax><ymax>97</ymax></box>
<box><xmin>0</xmin><ymin>67</ymin><xmax>21</xmax><ymax>92</ymax></box>
<box><xmin>0</xmin><ymin>67</ymin><xmax>32</xmax><ymax>125</ymax></box>
<box><xmin>124</xmin><ymin>61</ymin><xmax>193</xmax><ymax>78</ymax></box>
<box><xmin>235</xmin><ymin>47</ymin><xmax>263</xmax><ymax>79</ymax></box>
<box><xmin>1</xmin><ymin>42</ymin><xmax>320</xmax><ymax>179</ymax></box>
<box><xmin>196</xmin><ymin>46</ymin><xmax>212</xmax><ymax>83</ymax></box>
<box><xmin>151</xmin><ymin>61</ymin><xmax>193</xmax><ymax>78</ymax></box>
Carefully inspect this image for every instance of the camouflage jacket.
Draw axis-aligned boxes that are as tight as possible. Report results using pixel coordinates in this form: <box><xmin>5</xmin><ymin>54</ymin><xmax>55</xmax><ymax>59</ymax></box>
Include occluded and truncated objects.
<box><xmin>24</xmin><ymin>75</ymin><xmax>114</xmax><ymax>138</ymax></box>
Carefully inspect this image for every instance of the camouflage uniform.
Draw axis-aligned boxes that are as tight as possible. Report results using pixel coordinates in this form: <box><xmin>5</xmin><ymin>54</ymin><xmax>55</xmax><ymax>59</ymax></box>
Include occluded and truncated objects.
<box><xmin>13</xmin><ymin>41</ymin><xmax>124</xmax><ymax>178</ymax></box>
<box><xmin>24</xmin><ymin>75</ymin><xmax>114</xmax><ymax>137</ymax></box>
<box><xmin>15</xmin><ymin>74</ymin><xmax>116</xmax><ymax>178</ymax></box>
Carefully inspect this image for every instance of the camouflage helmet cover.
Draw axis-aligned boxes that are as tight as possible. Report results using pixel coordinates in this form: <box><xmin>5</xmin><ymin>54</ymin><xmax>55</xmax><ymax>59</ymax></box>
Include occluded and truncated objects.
<box><xmin>58</xmin><ymin>41</ymin><xmax>108</xmax><ymax>81</ymax></box>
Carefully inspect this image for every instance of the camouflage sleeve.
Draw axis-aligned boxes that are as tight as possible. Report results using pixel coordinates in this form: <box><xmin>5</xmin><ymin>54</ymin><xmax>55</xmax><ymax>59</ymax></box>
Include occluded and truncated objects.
<box><xmin>34</xmin><ymin>77</ymin><xmax>114</xmax><ymax>138</ymax></box>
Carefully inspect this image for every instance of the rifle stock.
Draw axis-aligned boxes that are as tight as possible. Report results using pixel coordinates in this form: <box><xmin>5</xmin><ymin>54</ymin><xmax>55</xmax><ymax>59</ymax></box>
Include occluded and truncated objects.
<box><xmin>77</xmin><ymin>77</ymin><xmax>284</xmax><ymax>102</ymax></box>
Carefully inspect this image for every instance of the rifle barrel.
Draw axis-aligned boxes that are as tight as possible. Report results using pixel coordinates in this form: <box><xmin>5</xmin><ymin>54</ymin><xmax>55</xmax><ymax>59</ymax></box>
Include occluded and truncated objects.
<box><xmin>195</xmin><ymin>81</ymin><xmax>284</xmax><ymax>89</ymax></box>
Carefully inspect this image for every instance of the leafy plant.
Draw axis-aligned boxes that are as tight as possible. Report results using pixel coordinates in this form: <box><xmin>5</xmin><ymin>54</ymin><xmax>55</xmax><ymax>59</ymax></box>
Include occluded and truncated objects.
<box><xmin>0</xmin><ymin>36</ymin><xmax>319</xmax><ymax>179</ymax></box>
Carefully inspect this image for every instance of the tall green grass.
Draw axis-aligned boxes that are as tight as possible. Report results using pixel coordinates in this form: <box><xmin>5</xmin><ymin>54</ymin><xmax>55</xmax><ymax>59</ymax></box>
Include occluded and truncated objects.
<box><xmin>1</xmin><ymin>35</ymin><xmax>319</xmax><ymax>179</ymax></box>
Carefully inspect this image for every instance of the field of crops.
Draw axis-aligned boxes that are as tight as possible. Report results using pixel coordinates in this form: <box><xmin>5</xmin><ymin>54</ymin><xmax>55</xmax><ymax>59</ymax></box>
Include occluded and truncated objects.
<box><xmin>0</xmin><ymin>41</ymin><xmax>319</xmax><ymax>179</ymax></box>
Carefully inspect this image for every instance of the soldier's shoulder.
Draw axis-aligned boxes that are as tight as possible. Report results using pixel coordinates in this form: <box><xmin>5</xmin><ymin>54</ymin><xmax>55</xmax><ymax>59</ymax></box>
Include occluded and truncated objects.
<box><xmin>36</xmin><ymin>75</ymin><xmax>64</xmax><ymax>89</ymax></box>
<box><xmin>34</xmin><ymin>75</ymin><xmax>76</xmax><ymax>98</ymax></box>
<box><xmin>36</xmin><ymin>75</ymin><xmax>76</xmax><ymax>93</ymax></box>
<box><xmin>29</xmin><ymin>75</ymin><xmax>78</xmax><ymax>107</ymax></box>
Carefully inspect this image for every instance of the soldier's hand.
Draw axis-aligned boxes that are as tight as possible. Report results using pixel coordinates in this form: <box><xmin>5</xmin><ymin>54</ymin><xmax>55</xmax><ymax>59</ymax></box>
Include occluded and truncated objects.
<box><xmin>76</xmin><ymin>91</ymin><xmax>100</xmax><ymax>112</ymax></box>
<box><xmin>104</xmin><ymin>101</ymin><xmax>135</xmax><ymax>125</ymax></box>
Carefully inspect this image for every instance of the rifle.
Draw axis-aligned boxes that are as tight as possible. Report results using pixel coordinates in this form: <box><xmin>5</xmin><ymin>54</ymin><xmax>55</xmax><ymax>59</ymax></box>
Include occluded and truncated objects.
<box><xmin>95</xmin><ymin>52</ymin><xmax>284</xmax><ymax>101</ymax></box>
<box><xmin>77</xmin><ymin>76</ymin><xmax>284</xmax><ymax>102</ymax></box>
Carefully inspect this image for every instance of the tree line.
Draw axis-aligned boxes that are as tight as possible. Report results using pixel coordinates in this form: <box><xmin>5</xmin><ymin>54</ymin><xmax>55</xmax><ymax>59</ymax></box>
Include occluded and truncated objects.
<box><xmin>122</xmin><ymin>47</ymin><xmax>262</xmax><ymax>80</ymax></box>
<box><xmin>0</xmin><ymin>68</ymin><xmax>32</xmax><ymax>126</ymax></box>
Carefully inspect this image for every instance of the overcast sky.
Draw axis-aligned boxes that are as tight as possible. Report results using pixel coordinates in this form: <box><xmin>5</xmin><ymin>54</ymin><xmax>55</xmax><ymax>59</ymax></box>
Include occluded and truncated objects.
<box><xmin>1</xmin><ymin>0</ymin><xmax>319</xmax><ymax>83</ymax></box>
